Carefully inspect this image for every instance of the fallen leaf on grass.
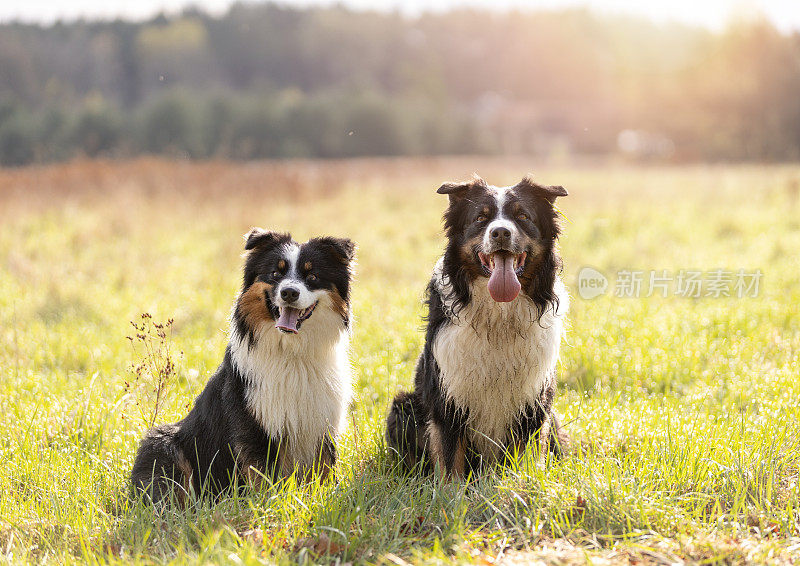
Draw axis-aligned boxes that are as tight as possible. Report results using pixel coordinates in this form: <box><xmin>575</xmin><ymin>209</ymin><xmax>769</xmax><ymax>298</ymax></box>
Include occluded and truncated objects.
<box><xmin>102</xmin><ymin>542</ymin><xmax>123</xmax><ymax>558</ymax></box>
<box><xmin>746</xmin><ymin>514</ymin><xmax>781</xmax><ymax>536</ymax></box>
<box><xmin>295</xmin><ymin>533</ymin><xmax>345</xmax><ymax>554</ymax></box>
<box><xmin>569</xmin><ymin>495</ymin><xmax>587</xmax><ymax>521</ymax></box>
<box><xmin>761</xmin><ymin>522</ymin><xmax>781</xmax><ymax>537</ymax></box>
<box><xmin>239</xmin><ymin>528</ymin><xmax>264</xmax><ymax>546</ymax></box>
<box><xmin>385</xmin><ymin>553</ymin><xmax>412</xmax><ymax>566</ymax></box>
<box><xmin>469</xmin><ymin>554</ymin><xmax>496</xmax><ymax>565</ymax></box>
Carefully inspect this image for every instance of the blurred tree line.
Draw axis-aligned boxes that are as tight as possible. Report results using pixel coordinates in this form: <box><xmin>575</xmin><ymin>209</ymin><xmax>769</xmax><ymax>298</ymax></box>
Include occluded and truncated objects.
<box><xmin>0</xmin><ymin>3</ymin><xmax>799</xmax><ymax>166</ymax></box>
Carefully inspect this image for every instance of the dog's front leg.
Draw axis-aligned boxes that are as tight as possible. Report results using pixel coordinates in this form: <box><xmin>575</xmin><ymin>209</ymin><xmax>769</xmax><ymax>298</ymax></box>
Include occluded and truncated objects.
<box><xmin>242</xmin><ymin>461</ymin><xmax>267</xmax><ymax>489</ymax></box>
<box><xmin>426</xmin><ymin>416</ymin><xmax>466</xmax><ymax>480</ymax></box>
<box><xmin>236</xmin><ymin>450</ymin><xmax>272</xmax><ymax>490</ymax></box>
<box><xmin>315</xmin><ymin>433</ymin><xmax>337</xmax><ymax>482</ymax></box>
<box><xmin>509</xmin><ymin>398</ymin><xmax>567</xmax><ymax>463</ymax></box>
<box><xmin>235</xmin><ymin>436</ymin><xmax>283</xmax><ymax>489</ymax></box>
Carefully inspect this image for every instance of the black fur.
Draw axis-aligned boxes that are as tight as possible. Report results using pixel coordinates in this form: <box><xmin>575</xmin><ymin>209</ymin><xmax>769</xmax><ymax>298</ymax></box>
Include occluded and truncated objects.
<box><xmin>131</xmin><ymin>230</ymin><xmax>354</xmax><ymax>504</ymax></box>
<box><xmin>386</xmin><ymin>176</ymin><xmax>569</xmax><ymax>477</ymax></box>
<box><xmin>130</xmin><ymin>349</ymin><xmax>283</xmax><ymax>501</ymax></box>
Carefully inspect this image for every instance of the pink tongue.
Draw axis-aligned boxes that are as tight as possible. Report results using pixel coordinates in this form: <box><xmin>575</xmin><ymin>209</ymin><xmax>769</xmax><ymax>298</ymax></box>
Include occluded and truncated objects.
<box><xmin>275</xmin><ymin>307</ymin><xmax>300</xmax><ymax>333</ymax></box>
<box><xmin>487</xmin><ymin>253</ymin><xmax>521</xmax><ymax>302</ymax></box>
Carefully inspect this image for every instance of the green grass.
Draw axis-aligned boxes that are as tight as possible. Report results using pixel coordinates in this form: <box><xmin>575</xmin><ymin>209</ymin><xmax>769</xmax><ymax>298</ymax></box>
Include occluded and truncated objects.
<box><xmin>1</xmin><ymin>159</ymin><xmax>799</xmax><ymax>564</ymax></box>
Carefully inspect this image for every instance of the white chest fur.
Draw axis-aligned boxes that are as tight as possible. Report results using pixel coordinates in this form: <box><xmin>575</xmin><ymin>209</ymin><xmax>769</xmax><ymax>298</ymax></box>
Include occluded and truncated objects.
<box><xmin>431</xmin><ymin>258</ymin><xmax>568</xmax><ymax>454</ymax></box>
<box><xmin>229</xmin><ymin>300</ymin><xmax>351</xmax><ymax>466</ymax></box>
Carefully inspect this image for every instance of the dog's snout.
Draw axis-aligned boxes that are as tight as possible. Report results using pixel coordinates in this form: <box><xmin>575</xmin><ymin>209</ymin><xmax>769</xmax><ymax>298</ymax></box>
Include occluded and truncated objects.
<box><xmin>280</xmin><ymin>287</ymin><xmax>300</xmax><ymax>303</ymax></box>
<box><xmin>491</xmin><ymin>226</ymin><xmax>511</xmax><ymax>242</ymax></box>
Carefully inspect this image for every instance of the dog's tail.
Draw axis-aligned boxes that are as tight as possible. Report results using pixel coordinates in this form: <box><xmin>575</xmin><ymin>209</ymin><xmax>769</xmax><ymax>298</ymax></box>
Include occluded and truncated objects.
<box><xmin>385</xmin><ymin>390</ymin><xmax>428</xmax><ymax>472</ymax></box>
<box><xmin>130</xmin><ymin>424</ymin><xmax>193</xmax><ymax>505</ymax></box>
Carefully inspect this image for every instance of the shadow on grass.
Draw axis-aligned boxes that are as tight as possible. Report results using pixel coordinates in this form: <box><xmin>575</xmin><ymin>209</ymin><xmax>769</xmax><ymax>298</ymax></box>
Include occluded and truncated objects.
<box><xmin>104</xmin><ymin>445</ymin><xmax>513</xmax><ymax>563</ymax></box>
<box><xmin>104</xmin><ymin>430</ymin><xmax>762</xmax><ymax>564</ymax></box>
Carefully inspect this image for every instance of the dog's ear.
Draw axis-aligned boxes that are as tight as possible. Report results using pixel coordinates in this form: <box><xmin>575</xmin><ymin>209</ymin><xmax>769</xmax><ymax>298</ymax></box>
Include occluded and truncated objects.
<box><xmin>437</xmin><ymin>176</ymin><xmax>486</xmax><ymax>203</ymax></box>
<box><xmin>517</xmin><ymin>176</ymin><xmax>568</xmax><ymax>204</ymax></box>
<box><xmin>243</xmin><ymin>228</ymin><xmax>287</xmax><ymax>251</ymax></box>
<box><xmin>437</xmin><ymin>181</ymin><xmax>471</xmax><ymax>197</ymax></box>
<box><xmin>313</xmin><ymin>236</ymin><xmax>356</xmax><ymax>265</ymax></box>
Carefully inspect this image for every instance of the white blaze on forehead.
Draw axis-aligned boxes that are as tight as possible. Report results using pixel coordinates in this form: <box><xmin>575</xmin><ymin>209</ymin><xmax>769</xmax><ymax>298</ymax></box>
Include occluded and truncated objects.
<box><xmin>275</xmin><ymin>242</ymin><xmax>320</xmax><ymax>309</ymax></box>
<box><xmin>483</xmin><ymin>184</ymin><xmax>517</xmax><ymax>249</ymax></box>
<box><xmin>489</xmin><ymin>184</ymin><xmax>510</xmax><ymax>214</ymax></box>
<box><xmin>284</xmin><ymin>243</ymin><xmax>301</xmax><ymax>276</ymax></box>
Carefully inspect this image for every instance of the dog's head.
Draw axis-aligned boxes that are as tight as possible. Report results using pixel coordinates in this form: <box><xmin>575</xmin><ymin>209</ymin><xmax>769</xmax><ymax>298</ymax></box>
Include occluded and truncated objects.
<box><xmin>438</xmin><ymin>175</ymin><xmax>567</xmax><ymax>306</ymax></box>
<box><xmin>235</xmin><ymin>229</ymin><xmax>355</xmax><ymax>341</ymax></box>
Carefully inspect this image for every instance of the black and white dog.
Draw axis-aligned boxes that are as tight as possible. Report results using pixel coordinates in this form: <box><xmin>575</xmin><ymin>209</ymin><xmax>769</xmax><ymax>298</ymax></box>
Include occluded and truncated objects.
<box><xmin>131</xmin><ymin>229</ymin><xmax>355</xmax><ymax>503</ymax></box>
<box><xmin>386</xmin><ymin>176</ymin><xmax>569</xmax><ymax>478</ymax></box>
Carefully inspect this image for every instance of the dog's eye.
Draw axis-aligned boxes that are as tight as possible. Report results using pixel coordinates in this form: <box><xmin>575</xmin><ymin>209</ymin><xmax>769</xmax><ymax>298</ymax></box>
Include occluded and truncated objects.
<box><xmin>272</xmin><ymin>270</ymin><xmax>282</xmax><ymax>278</ymax></box>
<box><xmin>517</xmin><ymin>213</ymin><xmax>529</xmax><ymax>221</ymax></box>
<box><xmin>307</xmin><ymin>274</ymin><xmax>318</xmax><ymax>282</ymax></box>
<box><xmin>476</xmin><ymin>215</ymin><xmax>487</xmax><ymax>223</ymax></box>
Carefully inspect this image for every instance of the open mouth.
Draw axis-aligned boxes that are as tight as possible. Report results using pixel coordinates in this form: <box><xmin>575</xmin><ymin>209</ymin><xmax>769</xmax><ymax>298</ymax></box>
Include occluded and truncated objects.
<box><xmin>478</xmin><ymin>251</ymin><xmax>527</xmax><ymax>302</ymax></box>
<box><xmin>478</xmin><ymin>251</ymin><xmax>526</xmax><ymax>276</ymax></box>
<box><xmin>275</xmin><ymin>301</ymin><xmax>318</xmax><ymax>334</ymax></box>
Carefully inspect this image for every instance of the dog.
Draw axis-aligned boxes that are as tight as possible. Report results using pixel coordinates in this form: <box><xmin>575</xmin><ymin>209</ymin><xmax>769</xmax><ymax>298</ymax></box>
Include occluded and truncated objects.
<box><xmin>131</xmin><ymin>229</ymin><xmax>355</xmax><ymax>503</ymax></box>
<box><xmin>386</xmin><ymin>175</ymin><xmax>569</xmax><ymax>478</ymax></box>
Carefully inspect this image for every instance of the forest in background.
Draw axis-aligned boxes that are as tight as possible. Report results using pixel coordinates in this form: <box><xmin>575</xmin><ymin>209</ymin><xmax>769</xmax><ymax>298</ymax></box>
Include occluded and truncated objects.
<box><xmin>1</xmin><ymin>2</ymin><xmax>799</xmax><ymax>166</ymax></box>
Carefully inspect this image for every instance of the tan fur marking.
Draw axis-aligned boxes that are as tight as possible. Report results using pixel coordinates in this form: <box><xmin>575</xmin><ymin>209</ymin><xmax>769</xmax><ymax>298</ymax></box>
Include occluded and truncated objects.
<box><xmin>427</xmin><ymin>422</ymin><xmax>445</xmax><ymax>474</ymax></box>
<box><xmin>537</xmin><ymin>416</ymin><xmax>553</xmax><ymax>460</ymax></box>
<box><xmin>174</xmin><ymin>452</ymin><xmax>194</xmax><ymax>505</ymax></box>
<box><xmin>304</xmin><ymin>261</ymin><xmax>312</xmax><ymax>271</ymax></box>
<box><xmin>238</xmin><ymin>281</ymin><xmax>273</xmax><ymax>328</ymax></box>
<box><xmin>453</xmin><ymin>437</ymin><xmax>466</xmax><ymax>477</ymax></box>
<box><xmin>460</xmin><ymin>235</ymin><xmax>486</xmax><ymax>279</ymax></box>
<box><xmin>233</xmin><ymin>443</ymin><xmax>263</xmax><ymax>489</ymax></box>
<box><xmin>515</xmin><ymin>243</ymin><xmax>547</xmax><ymax>290</ymax></box>
<box><xmin>426</xmin><ymin>421</ymin><xmax>448</xmax><ymax>479</ymax></box>
<box><xmin>329</xmin><ymin>288</ymin><xmax>348</xmax><ymax>321</ymax></box>
<box><xmin>278</xmin><ymin>259</ymin><xmax>286</xmax><ymax>270</ymax></box>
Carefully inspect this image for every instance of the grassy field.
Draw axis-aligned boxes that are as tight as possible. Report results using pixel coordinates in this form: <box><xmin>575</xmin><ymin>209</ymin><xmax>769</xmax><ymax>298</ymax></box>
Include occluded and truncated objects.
<box><xmin>1</xmin><ymin>157</ymin><xmax>799</xmax><ymax>564</ymax></box>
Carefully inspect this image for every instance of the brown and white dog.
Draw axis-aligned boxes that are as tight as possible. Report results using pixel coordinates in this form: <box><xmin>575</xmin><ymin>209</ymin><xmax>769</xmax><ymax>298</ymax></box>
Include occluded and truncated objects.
<box><xmin>386</xmin><ymin>176</ymin><xmax>569</xmax><ymax>477</ymax></box>
<box><xmin>131</xmin><ymin>229</ymin><xmax>355</xmax><ymax>503</ymax></box>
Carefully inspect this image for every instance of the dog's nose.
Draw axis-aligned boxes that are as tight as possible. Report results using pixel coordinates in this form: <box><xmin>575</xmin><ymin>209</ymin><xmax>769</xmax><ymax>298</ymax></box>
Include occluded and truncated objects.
<box><xmin>491</xmin><ymin>226</ymin><xmax>511</xmax><ymax>242</ymax></box>
<box><xmin>280</xmin><ymin>287</ymin><xmax>300</xmax><ymax>303</ymax></box>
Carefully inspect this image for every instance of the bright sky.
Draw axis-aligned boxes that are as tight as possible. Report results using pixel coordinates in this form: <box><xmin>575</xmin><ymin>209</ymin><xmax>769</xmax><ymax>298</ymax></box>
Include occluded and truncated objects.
<box><xmin>1</xmin><ymin>0</ymin><xmax>798</xmax><ymax>32</ymax></box>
